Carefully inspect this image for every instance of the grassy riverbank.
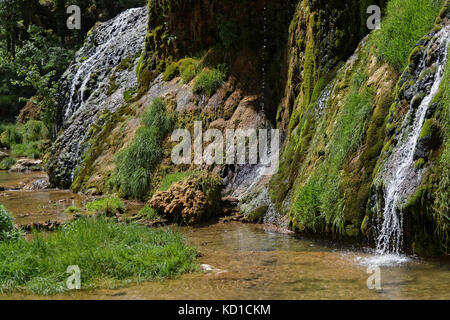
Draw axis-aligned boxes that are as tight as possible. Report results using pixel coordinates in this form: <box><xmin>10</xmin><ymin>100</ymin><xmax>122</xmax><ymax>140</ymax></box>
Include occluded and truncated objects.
<box><xmin>0</xmin><ymin>217</ymin><xmax>197</xmax><ymax>295</ymax></box>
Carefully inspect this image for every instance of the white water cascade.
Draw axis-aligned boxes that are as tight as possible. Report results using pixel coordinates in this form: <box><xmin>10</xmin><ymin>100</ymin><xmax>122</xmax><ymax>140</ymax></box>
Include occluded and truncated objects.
<box><xmin>375</xmin><ymin>26</ymin><xmax>450</xmax><ymax>256</ymax></box>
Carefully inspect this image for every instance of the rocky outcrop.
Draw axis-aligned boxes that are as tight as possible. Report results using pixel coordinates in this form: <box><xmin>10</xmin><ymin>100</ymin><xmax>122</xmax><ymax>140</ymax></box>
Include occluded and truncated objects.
<box><xmin>9</xmin><ymin>159</ymin><xmax>43</xmax><ymax>172</ymax></box>
<box><xmin>149</xmin><ymin>173</ymin><xmax>222</xmax><ymax>225</ymax></box>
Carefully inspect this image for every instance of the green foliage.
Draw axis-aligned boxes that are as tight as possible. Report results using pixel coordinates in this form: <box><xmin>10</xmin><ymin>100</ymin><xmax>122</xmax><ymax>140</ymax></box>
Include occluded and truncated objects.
<box><xmin>138</xmin><ymin>205</ymin><xmax>161</xmax><ymax>221</ymax></box>
<box><xmin>0</xmin><ymin>217</ymin><xmax>197</xmax><ymax>294</ymax></box>
<box><xmin>64</xmin><ymin>206</ymin><xmax>81</xmax><ymax>214</ymax></box>
<box><xmin>292</xmin><ymin>71</ymin><xmax>374</xmax><ymax>235</ymax></box>
<box><xmin>433</xmin><ymin>47</ymin><xmax>450</xmax><ymax>248</ymax></box>
<box><xmin>21</xmin><ymin>120</ymin><xmax>49</xmax><ymax>143</ymax></box>
<box><xmin>193</xmin><ymin>67</ymin><xmax>226</xmax><ymax>97</ymax></box>
<box><xmin>0</xmin><ymin>204</ymin><xmax>23</xmax><ymax>242</ymax></box>
<box><xmin>0</xmin><ymin>121</ymin><xmax>49</xmax><ymax>158</ymax></box>
<box><xmin>375</xmin><ymin>0</ymin><xmax>444</xmax><ymax>71</ymax></box>
<box><xmin>10</xmin><ymin>143</ymin><xmax>42</xmax><ymax>159</ymax></box>
<box><xmin>0</xmin><ymin>157</ymin><xmax>16</xmax><ymax>170</ymax></box>
<box><xmin>85</xmin><ymin>197</ymin><xmax>125</xmax><ymax>216</ymax></box>
<box><xmin>0</xmin><ymin>124</ymin><xmax>21</xmax><ymax>147</ymax></box>
<box><xmin>163</xmin><ymin>61</ymin><xmax>179</xmax><ymax>81</ymax></box>
<box><xmin>159</xmin><ymin>171</ymin><xmax>195</xmax><ymax>191</ymax></box>
<box><xmin>179</xmin><ymin>58</ymin><xmax>199</xmax><ymax>83</ymax></box>
<box><xmin>217</xmin><ymin>15</ymin><xmax>237</xmax><ymax>51</ymax></box>
<box><xmin>110</xmin><ymin>98</ymin><xmax>173</xmax><ymax>200</ymax></box>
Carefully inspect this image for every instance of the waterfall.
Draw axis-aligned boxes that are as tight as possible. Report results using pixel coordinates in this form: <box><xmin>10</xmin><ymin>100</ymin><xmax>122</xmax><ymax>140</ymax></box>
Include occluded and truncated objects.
<box><xmin>375</xmin><ymin>26</ymin><xmax>450</xmax><ymax>255</ymax></box>
<box><xmin>60</xmin><ymin>7</ymin><xmax>147</xmax><ymax>124</ymax></box>
<box><xmin>48</xmin><ymin>7</ymin><xmax>147</xmax><ymax>188</ymax></box>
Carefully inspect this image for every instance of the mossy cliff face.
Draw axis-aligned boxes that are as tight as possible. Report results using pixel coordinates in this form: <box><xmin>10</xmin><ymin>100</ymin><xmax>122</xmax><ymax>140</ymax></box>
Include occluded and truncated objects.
<box><xmin>48</xmin><ymin>0</ymin><xmax>449</xmax><ymax>255</ymax></box>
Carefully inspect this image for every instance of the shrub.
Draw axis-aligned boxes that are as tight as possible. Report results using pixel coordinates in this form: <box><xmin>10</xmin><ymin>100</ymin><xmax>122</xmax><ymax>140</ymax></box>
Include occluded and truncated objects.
<box><xmin>0</xmin><ymin>217</ymin><xmax>197</xmax><ymax>294</ymax></box>
<box><xmin>21</xmin><ymin>120</ymin><xmax>49</xmax><ymax>143</ymax></box>
<box><xmin>0</xmin><ymin>205</ymin><xmax>23</xmax><ymax>242</ymax></box>
<box><xmin>193</xmin><ymin>67</ymin><xmax>226</xmax><ymax>97</ymax></box>
<box><xmin>85</xmin><ymin>197</ymin><xmax>125</xmax><ymax>216</ymax></box>
<box><xmin>0</xmin><ymin>124</ymin><xmax>21</xmax><ymax>148</ymax></box>
<box><xmin>11</xmin><ymin>142</ymin><xmax>42</xmax><ymax>159</ymax></box>
<box><xmin>110</xmin><ymin>98</ymin><xmax>173</xmax><ymax>200</ymax></box>
<box><xmin>0</xmin><ymin>157</ymin><xmax>16</xmax><ymax>170</ymax></box>
<box><xmin>375</xmin><ymin>0</ymin><xmax>444</xmax><ymax>71</ymax></box>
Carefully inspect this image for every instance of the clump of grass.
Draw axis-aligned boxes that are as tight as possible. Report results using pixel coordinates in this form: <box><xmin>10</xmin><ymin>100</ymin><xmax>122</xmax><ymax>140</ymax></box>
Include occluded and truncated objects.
<box><xmin>179</xmin><ymin>58</ymin><xmax>199</xmax><ymax>83</ymax></box>
<box><xmin>193</xmin><ymin>67</ymin><xmax>226</xmax><ymax>97</ymax></box>
<box><xmin>0</xmin><ymin>157</ymin><xmax>16</xmax><ymax>170</ymax></box>
<box><xmin>0</xmin><ymin>217</ymin><xmax>197</xmax><ymax>295</ymax></box>
<box><xmin>138</xmin><ymin>205</ymin><xmax>161</xmax><ymax>221</ymax></box>
<box><xmin>85</xmin><ymin>197</ymin><xmax>125</xmax><ymax>216</ymax></box>
<box><xmin>375</xmin><ymin>0</ymin><xmax>444</xmax><ymax>71</ymax></box>
<box><xmin>159</xmin><ymin>171</ymin><xmax>195</xmax><ymax>191</ymax></box>
<box><xmin>0</xmin><ymin>204</ymin><xmax>23</xmax><ymax>242</ymax></box>
<box><xmin>110</xmin><ymin>98</ymin><xmax>173</xmax><ymax>200</ymax></box>
<box><xmin>64</xmin><ymin>206</ymin><xmax>81</xmax><ymax>214</ymax></box>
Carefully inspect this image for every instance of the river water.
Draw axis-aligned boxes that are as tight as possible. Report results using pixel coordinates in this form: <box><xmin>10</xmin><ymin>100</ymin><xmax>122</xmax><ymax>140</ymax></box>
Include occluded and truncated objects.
<box><xmin>0</xmin><ymin>172</ymin><xmax>449</xmax><ymax>300</ymax></box>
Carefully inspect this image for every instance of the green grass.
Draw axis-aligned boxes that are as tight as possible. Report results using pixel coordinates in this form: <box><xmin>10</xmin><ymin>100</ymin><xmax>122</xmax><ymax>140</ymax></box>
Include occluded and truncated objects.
<box><xmin>110</xmin><ymin>98</ymin><xmax>173</xmax><ymax>200</ymax></box>
<box><xmin>85</xmin><ymin>197</ymin><xmax>125</xmax><ymax>216</ymax></box>
<box><xmin>138</xmin><ymin>205</ymin><xmax>162</xmax><ymax>221</ymax></box>
<box><xmin>193</xmin><ymin>67</ymin><xmax>226</xmax><ymax>97</ymax></box>
<box><xmin>375</xmin><ymin>0</ymin><xmax>444</xmax><ymax>71</ymax></box>
<box><xmin>0</xmin><ymin>217</ymin><xmax>197</xmax><ymax>295</ymax></box>
<box><xmin>64</xmin><ymin>206</ymin><xmax>81</xmax><ymax>214</ymax></box>
<box><xmin>292</xmin><ymin>71</ymin><xmax>374</xmax><ymax>234</ymax></box>
<box><xmin>159</xmin><ymin>171</ymin><xmax>195</xmax><ymax>191</ymax></box>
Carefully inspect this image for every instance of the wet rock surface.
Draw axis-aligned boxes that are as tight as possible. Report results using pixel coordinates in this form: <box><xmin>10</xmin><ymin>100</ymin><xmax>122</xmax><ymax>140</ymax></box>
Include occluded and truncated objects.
<box><xmin>48</xmin><ymin>7</ymin><xmax>148</xmax><ymax>188</ymax></box>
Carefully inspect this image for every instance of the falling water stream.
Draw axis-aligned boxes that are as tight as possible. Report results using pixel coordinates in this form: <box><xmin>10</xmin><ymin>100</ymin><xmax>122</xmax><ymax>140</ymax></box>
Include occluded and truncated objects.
<box><xmin>374</xmin><ymin>26</ymin><xmax>450</xmax><ymax>258</ymax></box>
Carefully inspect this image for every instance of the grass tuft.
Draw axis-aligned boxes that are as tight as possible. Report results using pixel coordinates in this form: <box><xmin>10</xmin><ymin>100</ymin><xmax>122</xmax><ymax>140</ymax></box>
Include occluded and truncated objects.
<box><xmin>0</xmin><ymin>217</ymin><xmax>197</xmax><ymax>295</ymax></box>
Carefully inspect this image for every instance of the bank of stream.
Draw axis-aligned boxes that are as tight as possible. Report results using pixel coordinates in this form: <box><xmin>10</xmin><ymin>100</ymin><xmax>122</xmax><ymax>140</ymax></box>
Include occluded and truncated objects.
<box><xmin>0</xmin><ymin>171</ymin><xmax>448</xmax><ymax>300</ymax></box>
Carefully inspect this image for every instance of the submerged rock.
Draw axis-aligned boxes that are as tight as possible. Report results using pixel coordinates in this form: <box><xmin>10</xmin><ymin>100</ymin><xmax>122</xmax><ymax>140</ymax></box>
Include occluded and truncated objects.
<box><xmin>22</xmin><ymin>177</ymin><xmax>50</xmax><ymax>191</ymax></box>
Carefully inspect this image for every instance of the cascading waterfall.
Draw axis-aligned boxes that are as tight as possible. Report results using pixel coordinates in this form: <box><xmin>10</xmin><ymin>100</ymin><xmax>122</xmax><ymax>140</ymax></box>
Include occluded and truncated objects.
<box><xmin>60</xmin><ymin>7</ymin><xmax>147</xmax><ymax>123</ymax></box>
<box><xmin>48</xmin><ymin>7</ymin><xmax>147</xmax><ymax>188</ymax></box>
<box><xmin>375</xmin><ymin>26</ymin><xmax>450</xmax><ymax>255</ymax></box>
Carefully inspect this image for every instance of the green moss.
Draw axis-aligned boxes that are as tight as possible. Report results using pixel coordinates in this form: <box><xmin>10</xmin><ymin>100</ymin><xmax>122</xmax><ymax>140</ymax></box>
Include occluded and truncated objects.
<box><xmin>247</xmin><ymin>205</ymin><xmax>268</xmax><ymax>223</ymax></box>
<box><xmin>419</xmin><ymin>119</ymin><xmax>437</xmax><ymax>139</ymax></box>
<box><xmin>163</xmin><ymin>61</ymin><xmax>179</xmax><ymax>81</ymax></box>
<box><xmin>414</xmin><ymin>158</ymin><xmax>426</xmax><ymax>169</ymax></box>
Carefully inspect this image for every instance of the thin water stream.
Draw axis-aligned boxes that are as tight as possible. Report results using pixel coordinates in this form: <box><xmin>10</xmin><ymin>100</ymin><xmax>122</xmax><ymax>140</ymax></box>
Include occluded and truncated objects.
<box><xmin>0</xmin><ymin>172</ymin><xmax>448</xmax><ymax>300</ymax></box>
